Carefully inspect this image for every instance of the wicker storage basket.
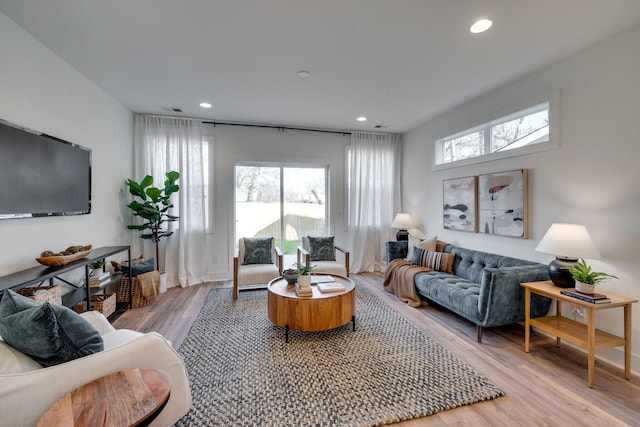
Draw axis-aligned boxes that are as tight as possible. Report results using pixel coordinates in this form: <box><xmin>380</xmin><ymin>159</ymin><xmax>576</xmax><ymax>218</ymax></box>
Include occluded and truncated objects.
<box><xmin>16</xmin><ymin>285</ymin><xmax>62</xmax><ymax>305</ymax></box>
<box><xmin>116</xmin><ymin>277</ymin><xmax>154</xmax><ymax>308</ymax></box>
<box><xmin>73</xmin><ymin>293</ymin><xmax>116</xmax><ymax>318</ymax></box>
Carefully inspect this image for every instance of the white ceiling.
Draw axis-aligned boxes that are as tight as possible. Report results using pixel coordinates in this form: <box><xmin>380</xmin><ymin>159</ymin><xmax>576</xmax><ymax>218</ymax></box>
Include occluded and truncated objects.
<box><xmin>2</xmin><ymin>1</ymin><xmax>640</xmax><ymax>133</ymax></box>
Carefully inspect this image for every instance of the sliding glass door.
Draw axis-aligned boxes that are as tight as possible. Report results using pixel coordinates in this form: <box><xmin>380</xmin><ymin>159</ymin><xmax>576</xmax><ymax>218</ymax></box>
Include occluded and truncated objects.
<box><xmin>235</xmin><ymin>164</ymin><xmax>328</xmax><ymax>257</ymax></box>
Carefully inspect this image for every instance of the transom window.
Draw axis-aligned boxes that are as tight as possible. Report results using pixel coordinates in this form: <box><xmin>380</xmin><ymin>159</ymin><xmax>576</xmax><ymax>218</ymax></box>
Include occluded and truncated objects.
<box><xmin>435</xmin><ymin>102</ymin><xmax>550</xmax><ymax>167</ymax></box>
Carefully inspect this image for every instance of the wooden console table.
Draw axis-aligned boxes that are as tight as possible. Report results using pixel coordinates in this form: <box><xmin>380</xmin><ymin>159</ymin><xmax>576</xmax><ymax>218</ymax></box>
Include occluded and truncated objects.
<box><xmin>37</xmin><ymin>368</ymin><xmax>171</xmax><ymax>427</ymax></box>
<box><xmin>522</xmin><ymin>280</ymin><xmax>637</xmax><ymax>387</ymax></box>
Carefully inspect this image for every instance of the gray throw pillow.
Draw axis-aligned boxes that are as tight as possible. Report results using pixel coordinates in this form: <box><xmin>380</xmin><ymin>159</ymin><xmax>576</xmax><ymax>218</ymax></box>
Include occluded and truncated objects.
<box><xmin>308</xmin><ymin>236</ymin><xmax>336</xmax><ymax>261</ymax></box>
<box><xmin>0</xmin><ymin>290</ymin><xmax>104</xmax><ymax>367</ymax></box>
<box><xmin>120</xmin><ymin>258</ymin><xmax>155</xmax><ymax>277</ymax></box>
<box><xmin>242</xmin><ymin>237</ymin><xmax>274</xmax><ymax>265</ymax></box>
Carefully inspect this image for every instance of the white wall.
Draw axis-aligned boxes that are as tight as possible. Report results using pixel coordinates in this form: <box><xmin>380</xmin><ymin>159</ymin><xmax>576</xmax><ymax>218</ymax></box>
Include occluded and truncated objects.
<box><xmin>202</xmin><ymin>124</ymin><xmax>350</xmax><ymax>281</ymax></box>
<box><xmin>0</xmin><ymin>12</ymin><xmax>133</xmax><ymax>276</ymax></box>
<box><xmin>402</xmin><ymin>23</ymin><xmax>640</xmax><ymax>373</ymax></box>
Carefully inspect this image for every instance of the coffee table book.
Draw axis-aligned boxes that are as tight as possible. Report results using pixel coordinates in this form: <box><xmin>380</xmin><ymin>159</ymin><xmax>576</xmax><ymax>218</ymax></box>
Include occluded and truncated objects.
<box><xmin>560</xmin><ymin>288</ymin><xmax>611</xmax><ymax>304</ymax></box>
<box><xmin>317</xmin><ymin>282</ymin><xmax>346</xmax><ymax>293</ymax></box>
<box><xmin>295</xmin><ymin>283</ymin><xmax>312</xmax><ymax>297</ymax></box>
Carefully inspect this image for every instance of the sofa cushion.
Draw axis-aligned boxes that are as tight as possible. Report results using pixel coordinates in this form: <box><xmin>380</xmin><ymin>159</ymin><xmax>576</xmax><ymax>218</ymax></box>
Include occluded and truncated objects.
<box><xmin>414</xmin><ymin>271</ymin><xmax>482</xmax><ymax>324</ymax></box>
<box><xmin>242</xmin><ymin>237</ymin><xmax>275</xmax><ymax>265</ymax></box>
<box><xmin>0</xmin><ymin>339</ymin><xmax>43</xmax><ymax>373</ymax></box>
<box><xmin>411</xmin><ymin>248</ymin><xmax>455</xmax><ymax>273</ymax></box>
<box><xmin>307</xmin><ymin>236</ymin><xmax>336</xmax><ymax>261</ymax></box>
<box><xmin>0</xmin><ymin>290</ymin><xmax>104</xmax><ymax>367</ymax></box>
<box><xmin>446</xmin><ymin>246</ymin><xmax>541</xmax><ymax>283</ymax></box>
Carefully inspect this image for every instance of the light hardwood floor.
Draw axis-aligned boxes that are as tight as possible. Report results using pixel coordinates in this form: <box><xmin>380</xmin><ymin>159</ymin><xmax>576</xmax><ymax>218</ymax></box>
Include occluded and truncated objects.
<box><xmin>113</xmin><ymin>273</ymin><xmax>640</xmax><ymax>426</ymax></box>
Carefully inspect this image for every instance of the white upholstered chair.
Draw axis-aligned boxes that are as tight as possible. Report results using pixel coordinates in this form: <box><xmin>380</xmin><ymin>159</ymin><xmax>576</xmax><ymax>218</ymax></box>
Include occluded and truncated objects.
<box><xmin>297</xmin><ymin>236</ymin><xmax>350</xmax><ymax>277</ymax></box>
<box><xmin>0</xmin><ymin>311</ymin><xmax>191</xmax><ymax>427</ymax></box>
<box><xmin>233</xmin><ymin>237</ymin><xmax>283</xmax><ymax>300</ymax></box>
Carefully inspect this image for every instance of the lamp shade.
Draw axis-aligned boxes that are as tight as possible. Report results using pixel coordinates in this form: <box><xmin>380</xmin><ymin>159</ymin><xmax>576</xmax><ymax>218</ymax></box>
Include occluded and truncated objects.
<box><xmin>535</xmin><ymin>223</ymin><xmax>601</xmax><ymax>259</ymax></box>
<box><xmin>391</xmin><ymin>213</ymin><xmax>414</xmax><ymax>229</ymax></box>
<box><xmin>535</xmin><ymin>223</ymin><xmax>600</xmax><ymax>288</ymax></box>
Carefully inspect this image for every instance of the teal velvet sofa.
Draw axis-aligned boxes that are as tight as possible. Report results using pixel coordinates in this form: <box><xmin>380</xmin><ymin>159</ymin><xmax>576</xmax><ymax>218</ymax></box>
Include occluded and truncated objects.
<box><xmin>387</xmin><ymin>241</ymin><xmax>551</xmax><ymax>342</ymax></box>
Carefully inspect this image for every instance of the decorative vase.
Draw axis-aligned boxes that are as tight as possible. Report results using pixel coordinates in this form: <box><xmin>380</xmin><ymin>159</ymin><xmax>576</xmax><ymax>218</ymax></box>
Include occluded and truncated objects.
<box><xmin>575</xmin><ymin>281</ymin><xmax>596</xmax><ymax>294</ymax></box>
<box><xmin>297</xmin><ymin>274</ymin><xmax>311</xmax><ymax>288</ymax></box>
<box><xmin>283</xmin><ymin>273</ymin><xmax>298</xmax><ymax>285</ymax></box>
<box><xmin>90</xmin><ymin>268</ymin><xmax>103</xmax><ymax>277</ymax></box>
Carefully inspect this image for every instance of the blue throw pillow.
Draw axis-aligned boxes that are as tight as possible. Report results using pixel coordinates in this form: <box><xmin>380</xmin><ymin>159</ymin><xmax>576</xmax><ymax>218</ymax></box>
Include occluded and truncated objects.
<box><xmin>0</xmin><ymin>290</ymin><xmax>104</xmax><ymax>367</ymax></box>
<box><xmin>242</xmin><ymin>237</ymin><xmax>274</xmax><ymax>265</ymax></box>
<box><xmin>308</xmin><ymin>236</ymin><xmax>336</xmax><ymax>261</ymax></box>
<box><xmin>120</xmin><ymin>258</ymin><xmax>155</xmax><ymax>277</ymax></box>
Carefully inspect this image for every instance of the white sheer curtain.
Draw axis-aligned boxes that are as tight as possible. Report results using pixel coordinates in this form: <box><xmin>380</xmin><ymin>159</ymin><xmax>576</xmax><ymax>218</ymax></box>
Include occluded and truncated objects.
<box><xmin>347</xmin><ymin>132</ymin><xmax>401</xmax><ymax>273</ymax></box>
<box><xmin>133</xmin><ymin>115</ymin><xmax>209</xmax><ymax>287</ymax></box>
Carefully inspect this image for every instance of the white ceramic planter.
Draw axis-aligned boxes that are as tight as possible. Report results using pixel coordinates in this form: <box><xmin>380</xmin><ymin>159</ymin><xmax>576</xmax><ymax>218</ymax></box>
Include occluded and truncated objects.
<box><xmin>575</xmin><ymin>280</ymin><xmax>596</xmax><ymax>294</ymax></box>
<box><xmin>298</xmin><ymin>274</ymin><xmax>311</xmax><ymax>288</ymax></box>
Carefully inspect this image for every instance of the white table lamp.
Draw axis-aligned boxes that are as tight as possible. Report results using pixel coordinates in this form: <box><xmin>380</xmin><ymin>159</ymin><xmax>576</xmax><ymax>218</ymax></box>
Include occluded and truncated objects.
<box><xmin>392</xmin><ymin>213</ymin><xmax>414</xmax><ymax>241</ymax></box>
<box><xmin>535</xmin><ymin>223</ymin><xmax>601</xmax><ymax>288</ymax></box>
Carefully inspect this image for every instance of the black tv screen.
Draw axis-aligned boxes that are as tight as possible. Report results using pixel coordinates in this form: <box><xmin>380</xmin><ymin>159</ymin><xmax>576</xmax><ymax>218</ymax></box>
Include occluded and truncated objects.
<box><xmin>0</xmin><ymin>119</ymin><xmax>91</xmax><ymax>219</ymax></box>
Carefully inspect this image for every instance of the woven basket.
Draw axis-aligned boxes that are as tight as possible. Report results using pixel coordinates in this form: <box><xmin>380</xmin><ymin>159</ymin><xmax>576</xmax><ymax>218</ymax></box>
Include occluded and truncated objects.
<box><xmin>116</xmin><ymin>277</ymin><xmax>154</xmax><ymax>308</ymax></box>
<box><xmin>16</xmin><ymin>285</ymin><xmax>62</xmax><ymax>305</ymax></box>
<box><xmin>73</xmin><ymin>293</ymin><xmax>116</xmax><ymax>318</ymax></box>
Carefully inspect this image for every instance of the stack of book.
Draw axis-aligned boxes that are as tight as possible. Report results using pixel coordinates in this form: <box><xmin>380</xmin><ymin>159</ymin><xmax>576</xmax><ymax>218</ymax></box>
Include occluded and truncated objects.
<box><xmin>88</xmin><ymin>271</ymin><xmax>111</xmax><ymax>288</ymax></box>
<box><xmin>317</xmin><ymin>281</ymin><xmax>346</xmax><ymax>293</ymax></box>
<box><xmin>560</xmin><ymin>288</ymin><xmax>611</xmax><ymax>304</ymax></box>
<box><xmin>295</xmin><ymin>282</ymin><xmax>313</xmax><ymax>297</ymax></box>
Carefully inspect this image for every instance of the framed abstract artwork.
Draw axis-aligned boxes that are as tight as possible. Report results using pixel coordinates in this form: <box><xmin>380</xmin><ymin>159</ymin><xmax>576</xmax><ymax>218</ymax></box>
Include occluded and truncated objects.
<box><xmin>478</xmin><ymin>169</ymin><xmax>528</xmax><ymax>238</ymax></box>
<box><xmin>443</xmin><ymin>176</ymin><xmax>477</xmax><ymax>232</ymax></box>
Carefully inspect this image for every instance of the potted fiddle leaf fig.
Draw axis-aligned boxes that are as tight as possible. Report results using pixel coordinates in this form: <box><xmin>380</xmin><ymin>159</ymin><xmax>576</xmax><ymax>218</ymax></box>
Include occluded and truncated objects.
<box><xmin>569</xmin><ymin>258</ymin><xmax>618</xmax><ymax>294</ymax></box>
<box><xmin>125</xmin><ymin>171</ymin><xmax>180</xmax><ymax>271</ymax></box>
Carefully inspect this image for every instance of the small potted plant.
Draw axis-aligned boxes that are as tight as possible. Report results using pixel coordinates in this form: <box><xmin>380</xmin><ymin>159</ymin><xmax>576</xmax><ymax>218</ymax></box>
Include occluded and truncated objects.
<box><xmin>88</xmin><ymin>259</ymin><xmax>106</xmax><ymax>277</ymax></box>
<box><xmin>282</xmin><ymin>261</ymin><xmax>316</xmax><ymax>286</ymax></box>
<box><xmin>569</xmin><ymin>258</ymin><xmax>619</xmax><ymax>294</ymax></box>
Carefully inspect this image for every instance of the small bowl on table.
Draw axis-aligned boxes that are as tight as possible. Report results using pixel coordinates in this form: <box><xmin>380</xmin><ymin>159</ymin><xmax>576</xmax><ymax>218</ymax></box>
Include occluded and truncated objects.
<box><xmin>282</xmin><ymin>273</ymin><xmax>299</xmax><ymax>285</ymax></box>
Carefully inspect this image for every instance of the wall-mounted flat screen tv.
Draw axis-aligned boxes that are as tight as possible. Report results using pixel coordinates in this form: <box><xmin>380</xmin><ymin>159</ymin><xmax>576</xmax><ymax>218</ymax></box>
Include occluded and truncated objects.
<box><xmin>0</xmin><ymin>119</ymin><xmax>91</xmax><ymax>219</ymax></box>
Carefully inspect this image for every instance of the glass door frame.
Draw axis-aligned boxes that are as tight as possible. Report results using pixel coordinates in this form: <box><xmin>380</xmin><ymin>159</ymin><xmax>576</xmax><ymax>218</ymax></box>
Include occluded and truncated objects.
<box><xmin>234</xmin><ymin>161</ymin><xmax>330</xmax><ymax>255</ymax></box>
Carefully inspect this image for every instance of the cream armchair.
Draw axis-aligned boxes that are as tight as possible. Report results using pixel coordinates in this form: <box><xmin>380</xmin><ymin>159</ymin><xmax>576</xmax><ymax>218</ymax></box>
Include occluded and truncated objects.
<box><xmin>298</xmin><ymin>236</ymin><xmax>350</xmax><ymax>277</ymax></box>
<box><xmin>0</xmin><ymin>310</ymin><xmax>191</xmax><ymax>427</ymax></box>
<box><xmin>233</xmin><ymin>237</ymin><xmax>283</xmax><ymax>300</ymax></box>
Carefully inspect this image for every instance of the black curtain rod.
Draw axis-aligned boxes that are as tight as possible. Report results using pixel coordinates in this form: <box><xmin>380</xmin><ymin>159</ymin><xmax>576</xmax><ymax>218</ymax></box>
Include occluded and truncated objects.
<box><xmin>203</xmin><ymin>120</ymin><xmax>351</xmax><ymax>136</ymax></box>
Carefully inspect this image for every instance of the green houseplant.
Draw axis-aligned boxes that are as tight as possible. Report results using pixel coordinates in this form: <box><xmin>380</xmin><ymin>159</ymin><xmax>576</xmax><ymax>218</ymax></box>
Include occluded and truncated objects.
<box><xmin>282</xmin><ymin>261</ymin><xmax>316</xmax><ymax>285</ymax></box>
<box><xmin>569</xmin><ymin>258</ymin><xmax>618</xmax><ymax>294</ymax></box>
<box><xmin>125</xmin><ymin>171</ymin><xmax>180</xmax><ymax>269</ymax></box>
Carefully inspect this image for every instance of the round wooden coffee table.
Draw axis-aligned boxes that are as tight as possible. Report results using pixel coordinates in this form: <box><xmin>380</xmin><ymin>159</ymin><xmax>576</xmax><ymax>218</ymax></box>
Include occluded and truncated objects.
<box><xmin>37</xmin><ymin>368</ymin><xmax>171</xmax><ymax>427</ymax></box>
<box><xmin>267</xmin><ymin>274</ymin><xmax>356</xmax><ymax>342</ymax></box>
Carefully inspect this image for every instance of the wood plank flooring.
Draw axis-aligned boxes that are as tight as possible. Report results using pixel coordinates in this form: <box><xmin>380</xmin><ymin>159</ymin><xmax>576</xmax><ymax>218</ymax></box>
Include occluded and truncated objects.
<box><xmin>113</xmin><ymin>273</ymin><xmax>640</xmax><ymax>426</ymax></box>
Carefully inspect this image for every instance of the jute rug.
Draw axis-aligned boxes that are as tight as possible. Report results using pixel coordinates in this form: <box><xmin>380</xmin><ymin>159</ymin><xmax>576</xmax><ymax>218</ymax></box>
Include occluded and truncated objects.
<box><xmin>175</xmin><ymin>277</ymin><xmax>504</xmax><ymax>426</ymax></box>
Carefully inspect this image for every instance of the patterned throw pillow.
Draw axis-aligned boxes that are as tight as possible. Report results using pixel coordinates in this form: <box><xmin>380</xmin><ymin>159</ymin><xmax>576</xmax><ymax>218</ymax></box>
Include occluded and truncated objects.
<box><xmin>242</xmin><ymin>237</ymin><xmax>274</xmax><ymax>265</ymax></box>
<box><xmin>411</xmin><ymin>248</ymin><xmax>455</xmax><ymax>274</ymax></box>
<box><xmin>407</xmin><ymin>234</ymin><xmax>437</xmax><ymax>261</ymax></box>
<box><xmin>308</xmin><ymin>236</ymin><xmax>336</xmax><ymax>261</ymax></box>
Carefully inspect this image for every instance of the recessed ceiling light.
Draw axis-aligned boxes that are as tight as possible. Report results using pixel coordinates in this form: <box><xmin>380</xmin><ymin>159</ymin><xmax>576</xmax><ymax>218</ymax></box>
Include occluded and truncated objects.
<box><xmin>297</xmin><ymin>70</ymin><xmax>311</xmax><ymax>78</ymax></box>
<box><xmin>470</xmin><ymin>18</ymin><xmax>492</xmax><ymax>34</ymax></box>
<box><xmin>200</xmin><ymin>102</ymin><xmax>212</xmax><ymax>108</ymax></box>
<box><xmin>356</xmin><ymin>116</ymin><xmax>367</xmax><ymax>122</ymax></box>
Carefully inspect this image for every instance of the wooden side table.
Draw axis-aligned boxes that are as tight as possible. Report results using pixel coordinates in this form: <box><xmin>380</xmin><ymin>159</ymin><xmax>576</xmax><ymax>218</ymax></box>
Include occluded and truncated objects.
<box><xmin>521</xmin><ymin>280</ymin><xmax>637</xmax><ymax>388</ymax></box>
<box><xmin>38</xmin><ymin>368</ymin><xmax>171</xmax><ymax>427</ymax></box>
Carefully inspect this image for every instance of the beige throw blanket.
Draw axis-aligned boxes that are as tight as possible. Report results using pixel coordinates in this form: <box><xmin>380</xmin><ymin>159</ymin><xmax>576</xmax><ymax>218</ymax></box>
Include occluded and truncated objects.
<box><xmin>383</xmin><ymin>259</ymin><xmax>432</xmax><ymax>308</ymax></box>
<box><xmin>137</xmin><ymin>270</ymin><xmax>161</xmax><ymax>298</ymax></box>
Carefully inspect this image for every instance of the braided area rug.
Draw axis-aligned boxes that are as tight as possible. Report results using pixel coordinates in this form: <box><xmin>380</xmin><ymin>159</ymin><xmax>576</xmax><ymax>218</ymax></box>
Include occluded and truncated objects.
<box><xmin>175</xmin><ymin>277</ymin><xmax>505</xmax><ymax>426</ymax></box>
